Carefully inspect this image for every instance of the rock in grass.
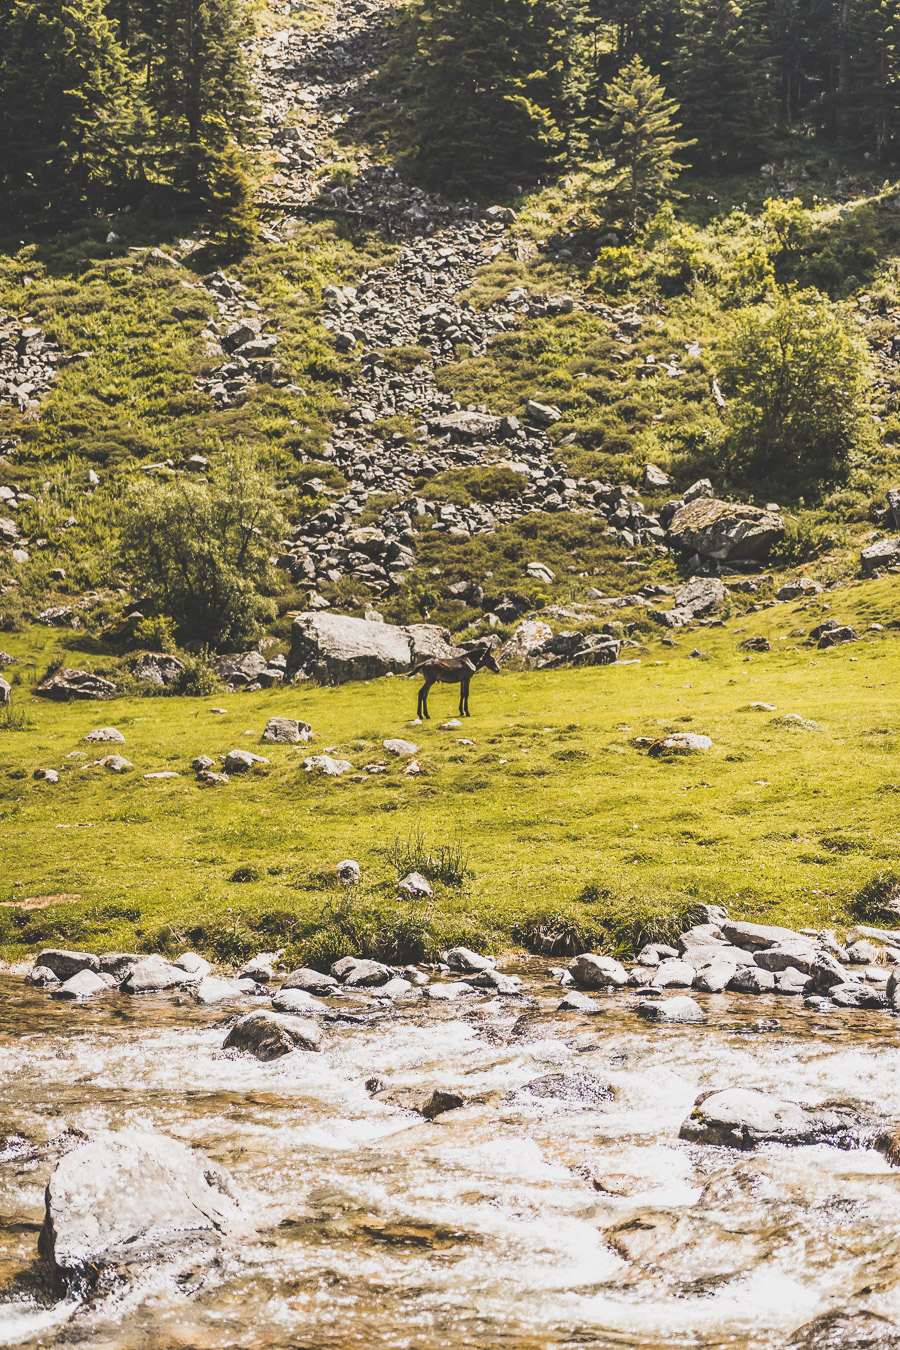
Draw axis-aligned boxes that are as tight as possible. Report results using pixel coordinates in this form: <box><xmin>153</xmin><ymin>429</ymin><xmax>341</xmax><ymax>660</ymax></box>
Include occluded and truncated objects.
<box><xmin>637</xmin><ymin>996</ymin><xmax>704</xmax><ymax>1024</ymax></box>
<box><xmin>99</xmin><ymin>755</ymin><xmax>132</xmax><ymax>773</ymax></box>
<box><xmin>262</xmin><ymin>717</ymin><xmax>312</xmax><ymax>744</ymax></box>
<box><xmin>649</xmin><ymin>733</ymin><xmax>712</xmax><ymax>755</ymax></box>
<box><xmin>223</xmin><ymin>1011</ymin><xmax>322</xmax><ymax>1059</ymax></box>
<box><xmin>397</xmin><ymin>871</ymin><xmax>433</xmax><ymax>897</ymax></box>
<box><xmin>224</xmin><ymin>749</ymin><xmax>269</xmax><ymax>773</ymax></box>
<box><xmin>383</xmin><ymin>738</ymin><xmax>419</xmax><ymax>755</ymax></box>
<box><xmin>301</xmin><ymin>754</ymin><xmax>352</xmax><ymax>775</ymax></box>
<box><xmin>192</xmin><ymin>755</ymin><xmax>216</xmax><ymax>771</ymax></box>
<box><xmin>568</xmin><ymin>953</ymin><xmax>628</xmax><ymax>990</ymax></box>
<box><xmin>652</xmin><ymin>958</ymin><xmax>695</xmax><ymax>988</ymax></box>
<box><xmin>82</xmin><ymin>727</ymin><xmax>125</xmax><ymax>744</ymax></box>
<box><xmin>33</xmin><ymin>768</ymin><xmax>60</xmax><ymax>783</ymax></box>
<box><xmin>39</xmin><ymin>1130</ymin><xmax>243</xmax><ymax>1293</ymax></box>
<box><xmin>679</xmin><ymin>1088</ymin><xmax>861</xmax><ymax>1149</ymax></box>
<box><xmin>336</xmin><ymin>859</ymin><xmax>361</xmax><ymax>884</ymax></box>
<box><xmin>51</xmin><ymin>970</ymin><xmax>109</xmax><ymax>1000</ymax></box>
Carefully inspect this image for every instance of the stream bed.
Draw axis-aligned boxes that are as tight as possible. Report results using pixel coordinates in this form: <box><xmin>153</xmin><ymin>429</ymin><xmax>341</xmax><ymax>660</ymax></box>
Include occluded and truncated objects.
<box><xmin>2</xmin><ymin>969</ymin><xmax>900</xmax><ymax>1348</ymax></box>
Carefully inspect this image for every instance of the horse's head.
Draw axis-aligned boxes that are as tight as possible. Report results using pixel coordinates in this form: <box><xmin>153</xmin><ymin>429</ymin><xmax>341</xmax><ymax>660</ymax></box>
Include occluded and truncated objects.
<box><xmin>473</xmin><ymin>645</ymin><xmax>501</xmax><ymax>674</ymax></box>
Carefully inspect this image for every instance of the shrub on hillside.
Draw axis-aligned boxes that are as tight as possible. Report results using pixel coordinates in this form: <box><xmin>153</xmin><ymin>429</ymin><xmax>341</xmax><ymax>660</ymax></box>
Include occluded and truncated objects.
<box><xmin>119</xmin><ymin>447</ymin><xmax>284</xmax><ymax>649</ymax></box>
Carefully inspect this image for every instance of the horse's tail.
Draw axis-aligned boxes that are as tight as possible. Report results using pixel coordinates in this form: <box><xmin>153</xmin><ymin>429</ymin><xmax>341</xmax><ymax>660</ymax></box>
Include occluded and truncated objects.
<box><xmin>409</xmin><ymin>659</ymin><xmax>431</xmax><ymax>679</ymax></box>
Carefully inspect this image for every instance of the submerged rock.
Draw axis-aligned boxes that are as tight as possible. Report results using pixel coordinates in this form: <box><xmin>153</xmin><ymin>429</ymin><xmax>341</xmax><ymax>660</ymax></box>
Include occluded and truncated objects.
<box><xmin>39</xmin><ymin>1130</ymin><xmax>243</xmax><ymax>1293</ymax></box>
<box><xmin>679</xmin><ymin>1088</ymin><xmax>861</xmax><ymax>1149</ymax></box>
<box><xmin>370</xmin><ymin>1085</ymin><xmax>463</xmax><ymax>1118</ymax></box>
<box><xmin>509</xmin><ymin>1073</ymin><xmax>614</xmax><ymax>1105</ymax></box>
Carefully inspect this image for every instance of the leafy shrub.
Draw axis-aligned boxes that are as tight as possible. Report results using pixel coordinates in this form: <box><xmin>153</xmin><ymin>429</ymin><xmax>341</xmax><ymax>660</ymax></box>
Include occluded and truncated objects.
<box><xmin>852</xmin><ymin>871</ymin><xmax>900</xmax><ymax>923</ymax></box>
<box><xmin>172</xmin><ymin>652</ymin><xmax>221</xmax><ymax>697</ymax></box>
<box><xmin>386</xmin><ymin>829</ymin><xmax>470</xmax><ymax>887</ymax></box>
<box><xmin>134</xmin><ymin>615</ymin><xmax>177</xmax><ymax>652</ymax></box>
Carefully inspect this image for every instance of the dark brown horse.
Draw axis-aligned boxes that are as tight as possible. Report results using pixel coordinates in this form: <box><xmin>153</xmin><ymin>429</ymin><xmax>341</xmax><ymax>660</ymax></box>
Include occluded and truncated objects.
<box><xmin>413</xmin><ymin>644</ymin><xmax>500</xmax><ymax>719</ymax></box>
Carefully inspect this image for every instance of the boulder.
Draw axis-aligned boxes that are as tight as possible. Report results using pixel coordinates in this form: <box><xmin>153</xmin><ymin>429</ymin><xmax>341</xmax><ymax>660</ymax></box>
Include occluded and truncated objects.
<box><xmin>673</xmin><ymin>577</ymin><xmax>727</xmax><ymax>616</ymax></box>
<box><xmin>667</xmin><ymin>498</ymin><xmax>784</xmax><ymax>561</ymax></box>
<box><xmin>132</xmin><ymin>653</ymin><xmax>185</xmax><ymax>687</ymax></box>
<box><xmin>753</xmin><ymin>939</ymin><xmax>819</xmax><ymax>974</ymax></box>
<box><xmin>649</xmin><ymin>733</ymin><xmax>712</xmax><ymax>755</ymax></box>
<box><xmin>301</xmin><ymin>755</ymin><xmax>352</xmax><ymax>775</ymax></box>
<box><xmin>238</xmin><ymin>953</ymin><xmax>279</xmax><ymax>982</ymax></box>
<box><xmin>727</xmin><ymin>966</ymin><xmax>775</xmax><ymax>994</ymax></box>
<box><xmin>38</xmin><ymin>1130</ymin><xmax>243</xmax><ymax>1293</ymax></box>
<box><xmin>775</xmin><ymin>577</ymin><xmax>823</xmax><ymax>601</ymax></box>
<box><xmin>331</xmin><ymin>956</ymin><xmax>392</xmax><ymax>986</ymax></box>
<box><xmin>262</xmin><ymin>717</ymin><xmax>312</xmax><ymax>744</ymax></box>
<box><xmin>192</xmin><ymin>977</ymin><xmax>255</xmax><ymax>1005</ymax></box>
<box><xmin>271</xmin><ymin>987</ymin><xmax>327</xmax><ymax>1014</ymax></box>
<box><xmin>809</xmin><ymin>951</ymin><xmax>851</xmax><ymax>994</ymax></box>
<box><xmin>36</xmin><ymin>668</ymin><xmax>118</xmax><ymax>701</ymax></box>
<box><xmin>568</xmin><ymin>953</ymin><xmax>628</xmax><ymax>989</ymax></box>
<box><xmin>51</xmin><ymin>970</ymin><xmax>109</xmax><ymax>1000</ymax></box>
<box><xmin>499</xmin><ymin>619</ymin><xmax>554</xmax><ymax>667</ymax></box>
<box><xmin>444</xmin><ymin>946</ymin><xmax>494</xmax><ymax>973</ymax></box>
<box><xmin>98</xmin><ymin>952</ymin><xmax>141</xmax><ymax>982</ymax></box>
<box><xmin>828</xmin><ymin>983</ymin><xmax>885</xmax><ymax>1009</ymax></box>
<box><xmin>223</xmin><ymin>749</ymin><xmax>269</xmax><ymax>773</ymax></box>
<box><xmin>652</xmin><ymin>959</ymin><xmax>695</xmax><ymax>988</ymax></box>
<box><xmin>509</xmin><ymin>1072</ymin><xmax>614</xmax><ymax>1104</ymax></box>
<box><xmin>336</xmin><ymin>859</ymin><xmax>361</xmax><ymax>884</ymax></box>
<box><xmin>786</xmin><ymin>1310</ymin><xmax>900</xmax><ymax>1350</ymax></box>
<box><xmin>26</xmin><ymin>965</ymin><xmax>60</xmax><ymax>987</ymax></box>
<box><xmin>35</xmin><ymin>949</ymin><xmax>99</xmax><ymax>980</ymax></box>
<box><xmin>215</xmin><ymin>652</ymin><xmax>267</xmax><ymax>688</ymax></box>
<box><xmin>679</xmin><ymin>1088</ymin><xmax>861</xmax><ymax>1149</ymax></box>
<box><xmin>99</xmin><ymin>755</ymin><xmax>132</xmax><ymax>773</ymax></box>
<box><xmin>285</xmin><ymin>612</ymin><xmax>455</xmax><ymax>685</ymax></box>
<box><xmin>643</xmin><ymin>463</ymin><xmax>673</xmax><ymax>491</ymax></box>
<box><xmin>397</xmin><ymin>871</ymin><xmax>433</xmax><ymax>897</ymax></box>
<box><xmin>174</xmin><ymin>952</ymin><xmax>211</xmax><ymax>976</ymax></box>
<box><xmin>861</xmin><ymin>537</ymin><xmax>900</xmax><ymax>576</ymax></box>
<box><xmin>370</xmin><ymin>1085</ymin><xmax>464</xmax><ymax>1118</ymax></box>
<box><xmin>280</xmin><ymin>967</ymin><xmax>339</xmax><ymax>994</ymax></box>
<box><xmin>775</xmin><ymin>967</ymin><xmax>813</xmax><ymax>996</ymax></box>
<box><xmin>82</xmin><ymin>727</ymin><xmax>125</xmax><ymax>744</ymax></box>
<box><xmin>558</xmin><ymin>990</ymin><xmax>604</xmax><ymax>1013</ymax></box>
<box><xmin>720</xmin><ymin>919</ymin><xmax>802</xmax><ymax>952</ymax></box>
<box><xmin>888</xmin><ymin>488</ymin><xmax>900</xmax><ymax>531</ymax></box>
<box><xmin>223</xmin><ymin>1011</ymin><xmax>322</xmax><ymax>1059</ymax></box>
<box><xmin>637</xmin><ymin>996</ymin><xmax>704</xmax><ymax>1024</ymax></box>
<box><xmin>694</xmin><ymin>956</ymin><xmax>741</xmax><ymax>993</ymax></box>
<box><xmin>427</xmin><ymin>410</ymin><xmax>501</xmax><ymax>441</ymax></box>
<box><xmin>122</xmin><ymin>955</ymin><xmax>198</xmax><ymax>993</ymax></box>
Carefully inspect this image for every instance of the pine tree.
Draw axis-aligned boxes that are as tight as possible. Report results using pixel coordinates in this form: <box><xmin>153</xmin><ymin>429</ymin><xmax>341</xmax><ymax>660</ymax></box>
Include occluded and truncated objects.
<box><xmin>207</xmin><ymin>142</ymin><xmax>258</xmax><ymax>258</ymax></box>
<box><xmin>599</xmin><ymin>55</ymin><xmax>693</xmax><ymax>238</ymax></box>
<box><xmin>403</xmin><ymin>0</ymin><xmax>572</xmax><ymax>196</ymax></box>
<box><xmin>668</xmin><ymin>0</ymin><xmax>774</xmax><ymax>168</ymax></box>
<box><xmin>146</xmin><ymin>0</ymin><xmax>254</xmax><ymax>194</ymax></box>
<box><xmin>0</xmin><ymin>0</ymin><xmax>141</xmax><ymax>220</ymax></box>
<box><xmin>843</xmin><ymin>0</ymin><xmax>900</xmax><ymax>156</ymax></box>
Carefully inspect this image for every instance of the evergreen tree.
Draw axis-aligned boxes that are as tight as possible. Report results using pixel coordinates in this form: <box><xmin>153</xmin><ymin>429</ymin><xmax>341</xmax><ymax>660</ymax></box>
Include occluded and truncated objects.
<box><xmin>0</xmin><ymin>0</ymin><xmax>141</xmax><ymax>220</ymax></box>
<box><xmin>668</xmin><ymin>0</ymin><xmax>774</xmax><ymax>167</ymax></box>
<box><xmin>207</xmin><ymin>142</ymin><xmax>258</xmax><ymax>258</ymax></box>
<box><xmin>146</xmin><ymin>0</ymin><xmax>254</xmax><ymax>194</ymax></box>
<box><xmin>843</xmin><ymin>0</ymin><xmax>900</xmax><ymax>156</ymax></box>
<box><xmin>402</xmin><ymin>0</ymin><xmax>572</xmax><ymax>195</ymax></box>
<box><xmin>599</xmin><ymin>56</ymin><xmax>692</xmax><ymax>238</ymax></box>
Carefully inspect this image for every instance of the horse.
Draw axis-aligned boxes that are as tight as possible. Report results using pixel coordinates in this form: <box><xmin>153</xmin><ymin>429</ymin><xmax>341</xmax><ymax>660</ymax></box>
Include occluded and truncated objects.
<box><xmin>413</xmin><ymin>644</ymin><xmax>500</xmax><ymax>720</ymax></box>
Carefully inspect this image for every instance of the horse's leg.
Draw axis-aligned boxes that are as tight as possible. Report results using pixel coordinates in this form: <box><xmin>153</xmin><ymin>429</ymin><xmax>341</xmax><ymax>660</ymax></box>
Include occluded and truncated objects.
<box><xmin>421</xmin><ymin>678</ymin><xmax>433</xmax><ymax>719</ymax></box>
<box><xmin>459</xmin><ymin>677</ymin><xmax>470</xmax><ymax>716</ymax></box>
<box><xmin>417</xmin><ymin>680</ymin><xmax>425</xmax><ymax>719</ymax></box>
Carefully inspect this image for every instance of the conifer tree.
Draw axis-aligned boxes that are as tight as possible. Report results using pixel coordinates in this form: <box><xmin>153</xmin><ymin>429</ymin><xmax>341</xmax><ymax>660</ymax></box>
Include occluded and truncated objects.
<box><xmin>668</xmin><ymin>0</ymin><xmax>774</xmax><ymax>167</ymax></box>
<box><xmin>599</xmin><ymin>56</ymin><xmax>692</xmax><ymax>238</ymax></box>
<box><xmin>403</xmin><ymin>0</ymin><xmax>572</xmax><ymax>196</ymax></box>
<box><xmin>0</xmin><ymin>0</ymin><xmax>141</xmax><ymax>219</ymax></box>
<box><xmin>146</xmin><ymin>0</ymin><xmax>254</xmax><ymax>194</ymax></box>
<box><xmin>207</xmin><ymin>142</ymin><xmax>258</xmax><ymax>258</ymax></box>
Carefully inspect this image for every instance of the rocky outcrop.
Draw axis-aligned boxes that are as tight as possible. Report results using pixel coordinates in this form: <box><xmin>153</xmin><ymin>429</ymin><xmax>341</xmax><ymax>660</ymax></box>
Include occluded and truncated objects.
<box><xmin>861</xmin><ymin>536</ymin><xmax>900</xmax><ymax>575</ymax></box>
<box><xmin>36</xmin><ymin>668</ymin><xmax>118</xmax><ymax>701</ymax></box>
<box><xmin>39</xmin><ymin>1131</ymin><xmax>243</xmax><ymax>1292</ymax></box>
<box><xmin>667</xmin><ymin>498</ymin><xmax>784</xmax><ymax>562</ymax></box>
<box><xmin>284</xmin><ymin>611</ymin><xmax>456</xmax><ymax>683</ymax></box>
<box><xmin>132</xmin><ymin>652</ymin><xmax>185</xmax><ymax>686</ymax></box>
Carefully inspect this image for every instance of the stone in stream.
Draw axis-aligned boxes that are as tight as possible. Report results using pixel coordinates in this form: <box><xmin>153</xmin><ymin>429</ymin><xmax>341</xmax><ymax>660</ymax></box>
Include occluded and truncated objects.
<box><xmin>175</xmin><ymin>952</ymin><xmax>212</xmax><ymax>977</ymax></box>
<box><xmin>775</xmin><ymin>967</ymin><xmax>813</xmax><ymax>996</ymax></box>
<box><xmin>223</xmin><ymin>1011</ymin><xmax>322</xmax><ymax>1059</ymax></box>
<box><xmin>828</xmin><ymin>983</ymin><xmax>886</xmax><ymax>1009</ymax></box>
<box><xmin>281</xmin><ymin>966</ymin><xmax>339</xmax><ymax>994</ymax></box>
<box><xmin>637</xmin><ymin>943</ymin><xmax>679</xmax><ymax>966</ymax></box>
<box><xmin>568</xmin><ymin>953</ymin><xmax>628</xmax><ymax>989</ymax></box>
<box><xmin>369</xmin><ymin>977</ymin><xmax>415</xmax><ymax>1000</ymax></box>
<box><xmin>650</xmin><ymin>958</ymin><xmax>695</xmax><ymax>988</ymax></box>
<box><xmin>51</xmin><ymin>970</ymin><xmax>109</xmax><ymax>1000</ymax></box>
<box><xmin>679</xmin><ymin>1088</ymin><xmax>861</xmax><ymax>1149</ymax></box>
<box><xmin>39</xmin><ymin>1130</ymin><xmax>244</xmax><ymax>1293</ymax></box>
<box><xmin>444</xmin><ymin>946</ymin><xmax>494</xmax><ymax>973</ymax></box>
<box><xmin>509</xmin><ymin>1073</ymin><xmax>615</xmax><ymax>1105</ymax></box>
<box><xmin>239</xmin><ymin>952</ymin><xmax>280</xmax><ymax>983</ymax></box>
<box><xmin>637</xmin><ymin>996</ymin><xmax>704</xmax><ymax>1024</ymax></box>
<box><xmin>271</xmin><ymin>987</ymin><xmax>328</xmax><ymax>1014</ymax></box>
<box><xmin>423</xmin><ymin>982</ymin><xmax>476</xmax><ymax>1000</ymax></box>
<box><xmin>809</xmin><ymin>951</ymin><xmax>852</xmax><ymax>994</ymax></box>
<box><xmin>193</xmin><ymin>976</ymin><xmax>256</xmax><ymax>1005</ymax></box>
<box><xmin>370</xmin><ymin>1085</ymin><xmax>464</xmax><ymax>1118</ymax></box>
<box><xmin>557</xmin><ymin>990</ymin><xmax>604</xmax><ymax>1013</ymax></box>
<box><xmin>786</xmin><ymin>1309</ymin><xmax>900</xmax><ymax>1349</ymax></box>
<box><xmin>121</xmin><ymin>955</ymin><xmax>200</xmax><ymax>993</ymax></box>
<box><xmin>466</xmin><ymin>970</ymin><xmax>522</xmax><ymax>995</ymax></box>
<box><xmin>331</xmin><ymin>956</ymin><xmax>392</xmax><ymax>987</ymax></box>
<box><xmin>262</xmin><ymin>716</ymin><xmax>313</xmax><ymax>744</ymax></box>
<box><xmin>35</xmin><ymin>949</ymin><xmax>99</xmax><ymax>980</ymax></box>
<box><xmin>719</xmin><ymin>919</ymin><xmax>804</xmax><ymax>952</ymax></box>
<box><xmin>25</xmin><ymin>965</ymin><xmax>60</xmax><ymax>987</ymax></box>
<box><xmin>753</xmin><ymin>939</ymin><xmax>819</xmax><ymax>974</ymax></box>
<box><xmin>97</xmin><ymin>952</ymin><xmax>141</xmax><ymax>982</ymax></box>
<box><xmin>727</xmin><ymin>966</ymin><xmax>776</xmax><ymax>994</ymax></box>
<box><xmin>886</xmin><ymin>969</ymin><xmax>900</xmax><ymax>1011</ymax></box>
<box><xmin>693</xmin><ymin>955</ymin><xmax>740</xmax><ymax>993</ymax></box>
<box><xmin>846</xmin><ymin>940</ymin><xmax>880</xmax><ymax>965</ymax></box>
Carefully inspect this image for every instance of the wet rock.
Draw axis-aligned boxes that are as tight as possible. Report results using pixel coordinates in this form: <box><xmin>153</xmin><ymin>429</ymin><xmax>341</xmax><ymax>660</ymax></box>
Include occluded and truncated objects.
<box><xmin>97</xmin><ymin>952</ymin><xmax>141</xmax><ymax>982</ymax></box>
<box><xmin>509</xmin><ymin>1072</ymin><xmax>614</xmax><ymax>1105</ymax></box>
<box><xmin>568</xmin><ymin>953</ymin><xmax>628</xmax><ymax>989</ymax></box>
<box><xmin>38</xmin><ymin>1130</ymin><xmax>243</xmax><ymax>1293</ymax></box>
<box><xmin>466</xmin><ymin>970</ymin><xmax>522</xmax><ymax>995</ymax></box>
<box><xmin>224</xmin><ymin>749</ymin><xmax>270</xmax><ymax>773</ymax></box>
<box><xmin>122</xmin><ymin>955</ymin><xmax>199</xmax><ymax>993</ymax></box>
<box><xmin>727</xmin><ymin>966</ymin><xmax>776</xmax><ymax>994</ymax></box>
<box><xmin>51</xmin><ymin>970</ymin><xmax>109</xmax><ymax>1000</ymax></box>
<box><xmin>885</xmin><ymin>968</ymin><xmax>900</xmax><ymax>1011</ymax></box>
<box><xmin>667</xmin><ymin>498</ymin><xmax>784</xmax><ymax>561</ymax></box>
<box><xmin>35</xmin><ymin>949</ymin><xmax>99</xmax><ymax>980</ymax></box>
<box><xmin>786</xmin><ymin>1310</ymin><xmax>900</xmax><ymax>1350</ymax></box>
<box><xmin>26</xmin><ymin>965</ymin><xmax>60</xmax><ymax>987</ymax></box>
<box><xmin>720</xmin><ymin>919</ymin><xmax>803</xmax><ymax>952</ymax></box>
<box><xmin>370</xmin><ymin>1085</ymin><xmax>464</xmax><ymax>1118</ymax></box>
<box><xmin>679</xmin><ymin>1088</ymin><xmax>860</xmax><ymax>1149</ymax></box>
<box><xmin>331</xmin><ymin>956</ymin><xmax>392</xmax><ymax>986</ymax></box>
<box><xmin>444</xmin><ymin>946</ymin><xmax>494</xmax><ymax>973</ymax></box>
<box><xmin>775</xmin><ymin>967</ymin><xmax>813</xmax><ymax>996</ymax></box>
<box><xmin>36</xmin><ymin>668</ymin><xmax>118</xmax><ymax>701</ymax></box>
<box><xmin>637</xmin><ymin>996</ymin><xmax>704</xmax><ymax>1023</ymax></box>
<box><xmin>651</xmin><ymin>958</ymin><xmax>695</xmax><ymax>988</ymax></box>
<box><xmin>239</xmin><ymin>953</ymin><xmax>279</xmax><ymax>982</ymax></box>
<box><xmin>828</xmin><ymin>982</ymin><xmax>886</xmax><ymax>1009</ymax></box>
<box><xmin>423</xmin><ymin>981</ymin><xmax>476</xmax><ymax>1000</ymax></box>
<box><xmin>271</xmin><ymin>987</ymin><xmax>328</xmax><ymax>1014</ymax></box>
<box><xmin>174</xmin><ymin>952</ymin><xmax>212</xmax><ymax>977</ymax></box>
<box><xmin>193</xmin><ymin>976</ymin><xmax>256</xmax><ymax>1005</ymax></box>
<box><xmin>223</xmin><ymin>1010</ymin><xmax>322</xmax><ymax>1059</ymax></box>
<box><xmin>370</xmin><ymin>976</ymin><xmax>416</xmax><ymax>1000</ymax></box>
<box><xmin>846</xmin><ymin>940</ymin><xmax>880</xmax><ymax>964</ymax></box>
<box><xmin>262</xmin><ymin>716</ymin><xmax>313</xmax><ymax>744</ymax></box>
<box><xmin>557</xmin><ymin>990</ymin><xmax>604</xmax><ymax>1013</ymax></box>
<box><xmin>753</xmin><ymin>939</ymin><xmax>819</xmax><ymax>974</ymax></box>
<box><xmin>693</xmin><ymin>955</ymin><xmax>741</xmax><ymax>993</ymax></box>
<box><xmin>809</xmin><ymin>951</ymin><xmax>851</xmax><ymax>994</ymax></box>
<box><xmin>281</xmin><ymin>967</ymin><xmax>339</xmax><ymax>994</ymax></box>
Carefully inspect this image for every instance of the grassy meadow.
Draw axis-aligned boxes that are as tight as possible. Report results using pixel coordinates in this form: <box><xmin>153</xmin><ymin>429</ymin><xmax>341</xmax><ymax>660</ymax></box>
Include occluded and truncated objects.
<box><xmin>2</xmin><ymin>574</ymin><xmax>899</xmax><ymax>967</ymax></box>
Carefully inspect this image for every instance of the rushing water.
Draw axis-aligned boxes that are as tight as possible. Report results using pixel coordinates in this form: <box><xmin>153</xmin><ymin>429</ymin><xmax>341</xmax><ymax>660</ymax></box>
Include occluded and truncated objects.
<box><xmin>2</xmin><ymin>968</ymin><xmax>900</xmax><ymax>1349</ymax></box>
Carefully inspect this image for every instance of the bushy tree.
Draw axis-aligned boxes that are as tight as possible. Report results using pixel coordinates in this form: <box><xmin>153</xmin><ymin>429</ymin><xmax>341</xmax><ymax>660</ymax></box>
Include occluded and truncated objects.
<box><xmin>206</xmin><ymin>142</ymin><xmax>258</xmax><ymax>258</ymax></box>
<box><xmin>402</xmin><ymin>0</ymin><xmax>572</xmax><ymax>195</ymax></box>
<box><xmin>599</xmin><ymin>55</ymin><xmax>692</xmax><ymax>238</ymax></box>
<box><xmin>0</xmin><ymin>0</ymin><xmax>141</xmax><ymax>219</ymax></box>
<box><xmin>119</xmin><ymin>448</ymin><xmax>284</xmax><ymax>649</ymax></box>
<box><xmin>718</xmin><ymin>289</ymin><xmax>873</xmax><ymax>491</ymax></box>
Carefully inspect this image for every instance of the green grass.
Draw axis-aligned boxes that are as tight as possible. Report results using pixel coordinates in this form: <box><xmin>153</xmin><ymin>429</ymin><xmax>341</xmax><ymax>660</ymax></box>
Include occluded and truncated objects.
<box><xmin>2</xmin><ymin>575</ymin><xmax>899</xmax><ymax>966</ymax></box>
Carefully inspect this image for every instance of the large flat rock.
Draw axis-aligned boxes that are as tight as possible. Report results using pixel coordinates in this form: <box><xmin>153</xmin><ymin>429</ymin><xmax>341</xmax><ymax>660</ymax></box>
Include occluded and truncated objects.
<box><xmin>285</xmin><ymin>612</ymin><xmax>456</xmax><ymax>684</ymax></box>
<box><xmin>667</xmin><ymin>498</ymin><xmax>784</xmax><ymax>561</ymax></box>
<box><xmin>679</xmin><ymin>1088</ymin><xmax>860</xmax><ymax>1149</ymax></box>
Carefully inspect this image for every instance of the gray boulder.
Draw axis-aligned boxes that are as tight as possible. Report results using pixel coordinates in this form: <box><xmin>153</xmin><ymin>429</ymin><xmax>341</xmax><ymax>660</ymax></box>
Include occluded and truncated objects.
<box><xmin>557</xmin><ymin>990</ymin><xmax>604</xmax><ymax>1013</ymax></box>
<box><xmin>223</xmin><ymin>749</ymin><xmax>269</xmax><ymax>773</ymax></box>
<box><xmin>753</xmin><ymin>939</ymin><xmax>819</xmax><ymax>974</ymax></box>
<box><xmin>370</xmin><ymin>1085</ymin><xmax>464</xmax><ymax>1117</ymax></box>
<box><xmin>223</xmin><ymin>1011</ymin><xmax>322</xmax><ymax>1059</ymax></box>
<box><xmin>39</xmin><ymin>1130</ymin><xmax>242</xmax><ymax>1292</ymax></box>
<box><xmin>673</xmin><ymin>577</ymin><xmax>727</xmax><ymax>616</ymax></box>
<box><xmin>637</xmin><ymin>996</ymin><xmax>704</xmax><ymax>1024</ymax></box>
<box><xmin>667</xmin><ymin>498</ymin><xmax>784</xmax><ymax>561</ymax></box>
<box><xmin>51</xmin><ymin>970</ymin><xmax>109</xmax><ymax>1000</ymax></box>
<box><xmin>284</xmin><ymin>612</ymin><xmax>456</xmax><ymax>685</ymax></box>
<box><xmin>444</xmin><ymin>946</ymin><xmax>494</xmax><ymax>973</ymax></box>
<box><xmin>271</xmin><ymin>987</ymin><xmax>327</xmax><ymax>1014</ymax></box>
<box><xmin>331</xmin><ymin>956</ymin><xmax>392</xmax><ymax>987</ymax></box>
<box><xmin>122</xmin><ymin>955</ymin><xmax>198</xmax><ymax>993</ymax></box>
<box><xmin>775</xmin><ymin>967</ymin><xmax>813</xmax><ymax>996</ymax></box>
<box><xmin>786</xmin><ymin>1309</ymin><xmax>900</xmax><ymax>1349</ymax></box>
<box><xmin>679</xmin><ymin>1088</ymin><xmax>861</xmax><ymax>1149</ymax></box>
<box><xmin>652</xmin><ymin>959</ymin><xmax>695</xmax><ymax>988</ymax></box>
<box><xmin>82</xmin><ymin>727</ymin><xmax>125</xmax><ymax>744</ymax></box>
<box><xmin>720</xmin><ymin>919</ymin><xmax>803</xmax><ymax>951</ymax></box>
<box><xmin>215</xmin><ymin>652</ymin><xmax>267</xmax><ymax>688</ymax></box>
<box><xmin>861</xmin><ymin>537</ymin><xmax>900</xmax><ymax>576</ymax></box>
<box><xmin>281</xmin><ymin>967</ymin><xmax>339</xmax><ymax>994</ymax></box>
<box><xmin>727</xmin><ymin>965</ymin><xmax>776</xmax><ymax>994</ymax></box>
<box><xmin>26</xmin><ymin>965</ymin><xmax>60</xmax><ymax>987</ymax></box>
<box><xmin>828</xmin><ymin>983</ymin><xmax>886</xmax><ymax>1009</ymax></box>
<box><xmin>809</xmin><ymin>951</ymin><xmax>851</xmax><ymax>994</ymax></box>
<box><xmin>36</xmin><ymin>668</ymin><xmax>118</xmax><ymax>701</ymax></box>
<box><xmin>35</xmin><ymin>949</ymin><xmax>99</xmax><ymax>980</ymax></box>
<box><xmin>262</xmin><ymin>717</ymin><xmax>312</xmax><ymax>744</ymax></box>
<box><xmin>132</xmin><ymin>653</ymin><xmax>185</xmax><ymax>687</ymax></box>
<box><xmin>568</xmin><ymin>953</ymin><xmax>628</xmax><ymax>989</ymax></box>
<box><xmin>694</xmin><ymin>955</ymin><xmax>741</xmax><ymax>993</ymax></box>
